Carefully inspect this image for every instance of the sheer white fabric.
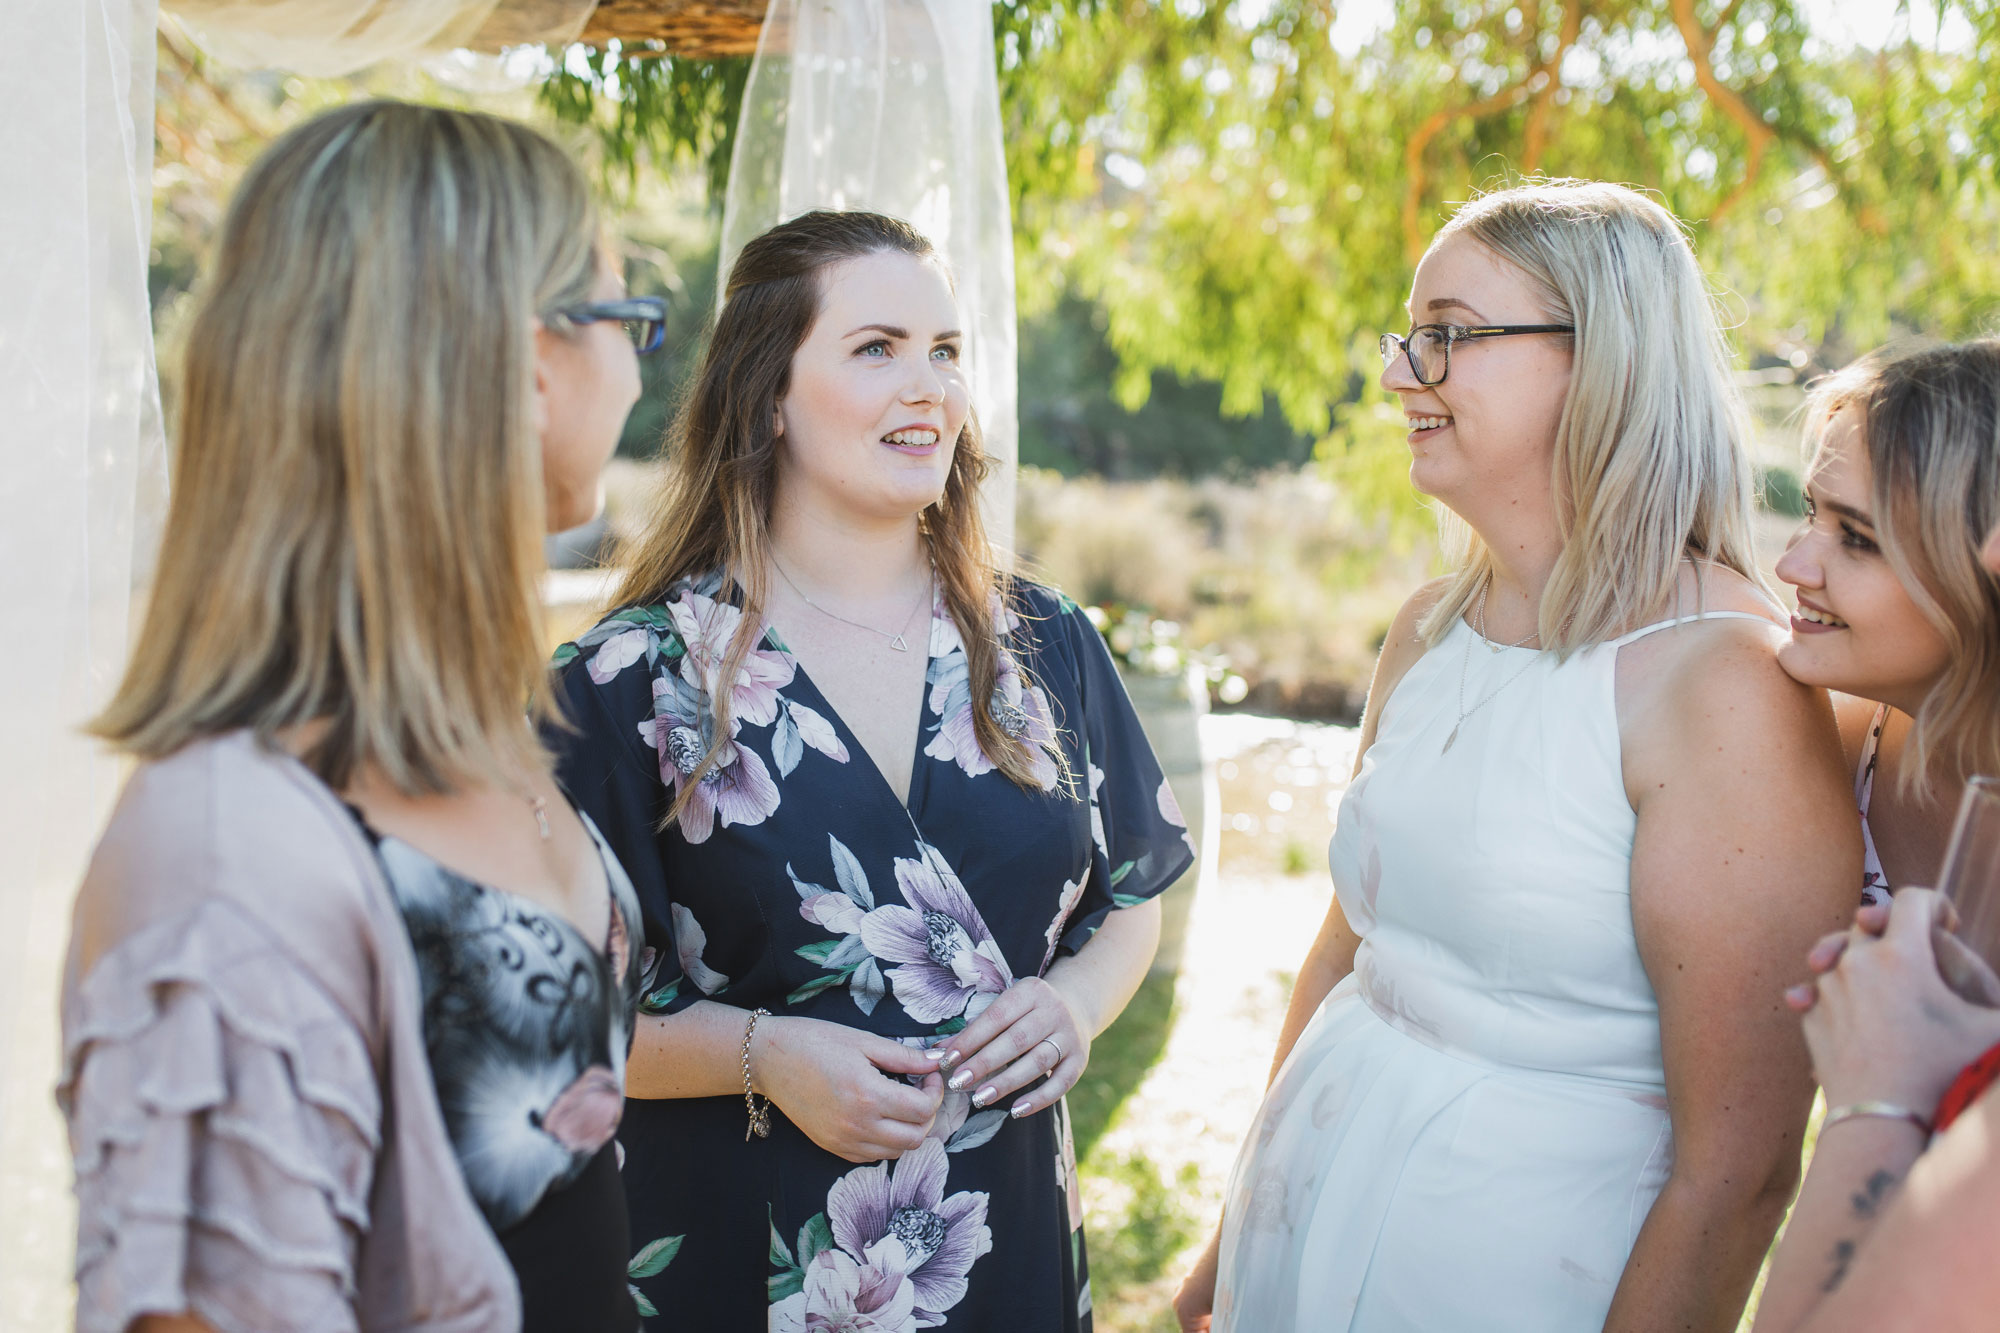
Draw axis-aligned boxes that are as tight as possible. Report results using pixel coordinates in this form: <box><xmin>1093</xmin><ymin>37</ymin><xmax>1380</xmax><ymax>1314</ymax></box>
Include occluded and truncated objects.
<box><xmin>164</xmin><ymin>0</ymin><xmax>594</xmax><ymax>77</ymax></box>
<box><xmin>720</xmin><ymin>0</ymin><xmax>1020</xmax><ymax>547</ymax></box>
<box><xmin>0</xmin><ymin>1</ymin><xmax>165</xmax><ymax>1325</ymax></box>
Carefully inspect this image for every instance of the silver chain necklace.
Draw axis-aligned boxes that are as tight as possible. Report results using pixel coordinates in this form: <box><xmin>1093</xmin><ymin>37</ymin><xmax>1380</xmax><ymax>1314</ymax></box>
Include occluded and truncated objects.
<box><xmin>1443</xmin><ymin>582</ymin><xmax>1544</xmax><ymax>755</ymax></box>
<box><xmin>772</xmin><ymin>558</ymin><xmax>932</xmax><ymax>654</ymax></box>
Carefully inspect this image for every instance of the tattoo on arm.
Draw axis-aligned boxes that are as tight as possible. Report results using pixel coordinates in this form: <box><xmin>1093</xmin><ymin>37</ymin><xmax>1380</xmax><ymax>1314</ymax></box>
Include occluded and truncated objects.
<box><xmin>1821</xmin><ymin>1239</ymin><xmax>1857</xmax><ymax>1294</ymax></box>
<box><xmin>1848</xmin><ymin>1169</ymin><xmax>1901</xmax><ymax>1220</ymax></box>
<box><xmin>1820</xmin><ymin>1170</ymin><xmax>1904</xmax><ymax>1294</ymax></box>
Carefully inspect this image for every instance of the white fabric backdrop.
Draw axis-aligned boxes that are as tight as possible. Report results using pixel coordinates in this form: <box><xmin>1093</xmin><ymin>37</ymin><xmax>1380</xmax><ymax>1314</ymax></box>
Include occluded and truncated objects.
<box><xmin>720</xmin><ymin>0</ymin><xmax>1019</xmax><ymax>547</ymax></box>
<box><xmin>0</xmin><ymin>1</ymin><xmax>163</xmax><ymax>1326</ymax></box>
<box><xmin>167</xmin><ymin>0</ymin><xmax>595</xmax><ymax>76</ymax></box>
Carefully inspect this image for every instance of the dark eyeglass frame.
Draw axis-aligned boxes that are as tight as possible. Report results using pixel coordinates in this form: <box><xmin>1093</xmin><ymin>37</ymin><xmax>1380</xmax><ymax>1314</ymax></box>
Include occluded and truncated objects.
<box><xmin>1379</xmin><ymin>322</ymin><xmax>1576</xmax><ymax>387</ymax></box>
<box><xmin>547</xmin><ymin>295</ymin><xmax>669</xmax><ymax>355</ymax></box>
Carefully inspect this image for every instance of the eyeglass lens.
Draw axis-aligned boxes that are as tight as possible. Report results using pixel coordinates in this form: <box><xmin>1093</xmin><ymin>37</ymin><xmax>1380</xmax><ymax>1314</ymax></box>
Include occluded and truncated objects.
<box><xmin>1380</xmin><ymin>328</ymin><xmax>1449</xmax><ymax>384</ymax></box>
<box><xmin>622</xmin><ymin>318</ymin><xmax>664</xmax><ymax>353</ymax></box>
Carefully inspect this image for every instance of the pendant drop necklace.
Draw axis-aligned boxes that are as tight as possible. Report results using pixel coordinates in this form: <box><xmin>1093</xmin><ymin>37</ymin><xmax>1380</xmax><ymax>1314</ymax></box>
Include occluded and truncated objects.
<box><xmin>773</xmin><ymin>558</ymin><xmax>932</xmax><ymax>653</ymax></box>
<box><xmin>1442</xmin><ymin>582</ymin><xmax>1544</xmax><ymax>756</ymax></box>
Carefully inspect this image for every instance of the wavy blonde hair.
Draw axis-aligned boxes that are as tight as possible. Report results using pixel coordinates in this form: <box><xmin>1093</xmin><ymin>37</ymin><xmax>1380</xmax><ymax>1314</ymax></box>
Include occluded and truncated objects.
<box><xmin>613</xmin><ymin>210</ymin><xmax>1068</xmax><ymax>817</ymax></box>
<box><xmin>1807</xmin><ymin>340</ymin><xmax>2000</xmax><ymax>792</ymax></box>
<box><xmin>91</xmin><ymin>101</ymin><xmax>600</xmax><ymax>794</ymax></box>
<box><xmin>1417</xmin><ymin>180</ymin><xmax>1765</xmax><ymax>653</ymax></box>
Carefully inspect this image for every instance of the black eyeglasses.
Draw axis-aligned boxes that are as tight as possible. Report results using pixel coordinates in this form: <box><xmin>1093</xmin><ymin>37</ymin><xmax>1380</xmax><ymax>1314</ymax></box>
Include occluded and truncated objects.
<box><xmin>548</xmin><ymin>295</ymin><xmax>669</xmax><ymax>355</ymax></box>
<box><xmin>1379</xmin><ymin>323</ymin><xmax>1575</xmax><ymax>387</ymax></box>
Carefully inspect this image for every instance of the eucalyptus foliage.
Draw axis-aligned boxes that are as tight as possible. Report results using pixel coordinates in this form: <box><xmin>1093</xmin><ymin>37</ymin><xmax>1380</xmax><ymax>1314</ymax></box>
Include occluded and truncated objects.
<box><xmin>534</xmin><ymin>2</ymin><xmax>2000</xmax><ymax>444</ymax></box>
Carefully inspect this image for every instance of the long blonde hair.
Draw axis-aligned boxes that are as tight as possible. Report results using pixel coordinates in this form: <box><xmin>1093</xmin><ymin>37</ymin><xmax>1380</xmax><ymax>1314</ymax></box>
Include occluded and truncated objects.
<box><xmin>1417</xmin><ymin>180</ymin><xmax>1765</xmax><ymax>654</ymax></box>
<box><xmin>91</xmin><ymin>101</ymin><xmax>600</xmax><ymax>795</ymax></box>
<box><xmin>1808</xmin><ymin>340</ymin><xmax>2000</xmax><ymax>791</ymax></box>
<box><xmin>613</xmin><ymin>210</ymin><xmax>1066</xmax><ymax>813</ymax></box>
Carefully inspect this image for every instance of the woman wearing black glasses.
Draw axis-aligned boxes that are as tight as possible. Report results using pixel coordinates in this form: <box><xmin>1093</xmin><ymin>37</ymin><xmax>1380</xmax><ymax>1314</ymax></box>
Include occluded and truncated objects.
<box><xmin>1175</xmin><ymin>180</ymin><xmax>1858</xmax><ymax>1332</ymax></box>
<box><xmin>62</xmin><ymin>102</ymin><xmax>664</xmax><ymax>1333</ymax></box>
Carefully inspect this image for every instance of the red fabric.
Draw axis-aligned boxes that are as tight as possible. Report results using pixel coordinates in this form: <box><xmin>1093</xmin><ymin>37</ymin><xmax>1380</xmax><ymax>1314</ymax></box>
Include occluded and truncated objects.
<box><xmin>1934</xmin><ymin>1039</ymin><xmax>2000</xmax><ymax>1133</ymax></box>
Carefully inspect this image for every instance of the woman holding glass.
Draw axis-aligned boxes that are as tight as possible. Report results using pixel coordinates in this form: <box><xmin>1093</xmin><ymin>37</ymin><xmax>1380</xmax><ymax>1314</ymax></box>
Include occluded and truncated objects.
<box><xmin>1174</xmin><ymin>180</ymin><xmax>1859</xmax><ymax>1332</ymax></box>
<box><xmin>1749</xmin><ymin>339</ymin><xmax>2000</xmax><ymax>1330</ymax></box>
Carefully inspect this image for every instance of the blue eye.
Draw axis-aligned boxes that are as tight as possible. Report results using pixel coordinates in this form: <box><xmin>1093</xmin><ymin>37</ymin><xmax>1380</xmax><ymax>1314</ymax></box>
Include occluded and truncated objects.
<box><xmin>931</xmin><ymin>344</ymin><xmax>960</xmax><ymax>362</ymax></box>
<box><xmin>856</xmin><ymin>340</ymin><xmax>890</xmax><ymax>357</ymax></box>
<box><xmin>1839</xmin><ymin>522</ymin><xmax>1878</xmax><ymax>554</ymax></box>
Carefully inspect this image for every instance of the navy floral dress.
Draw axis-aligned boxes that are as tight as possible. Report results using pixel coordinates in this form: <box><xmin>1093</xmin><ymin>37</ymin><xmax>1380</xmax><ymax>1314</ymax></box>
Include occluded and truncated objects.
<box><xmin>548</xmin><ymin>574</ymin><xmax>1195</xmax><ymax>1331</ymax></box>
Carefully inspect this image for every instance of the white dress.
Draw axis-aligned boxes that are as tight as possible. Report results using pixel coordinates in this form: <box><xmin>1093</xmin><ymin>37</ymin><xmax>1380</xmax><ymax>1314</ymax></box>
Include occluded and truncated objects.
<box><xmin>1213</xmin><ymin>611</ymin><xmax>1773</xmax><ymax>1332</ymax></box>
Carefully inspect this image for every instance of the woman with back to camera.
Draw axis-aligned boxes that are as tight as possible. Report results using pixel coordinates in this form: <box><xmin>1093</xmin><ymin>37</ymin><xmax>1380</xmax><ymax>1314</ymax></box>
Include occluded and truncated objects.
<box><xmin>60</xmin><ymin>101</ymin><xmax>660</xmax><ymax>1333</ymax></box>
<box><xmin>1173</xmin><ymin>180</ymin><xmax>1860</xmax><ymax>1332</ymax></box>
<box><xmin>546</xmin><ymin>209</ymin><xmax>1194</xmax><ymax>1329</ymax></box>
<box><xmin>1747</xmin><ymin>338</ymin><xmax>2000</xmax><ymax>1330</ymax></box>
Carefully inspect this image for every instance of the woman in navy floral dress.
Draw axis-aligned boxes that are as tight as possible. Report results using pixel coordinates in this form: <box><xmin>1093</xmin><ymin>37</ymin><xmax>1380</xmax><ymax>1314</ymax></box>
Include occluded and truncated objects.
<box><xmin>548</xmin><ymin>211</ymin><xmax>1194</xmax><ymax>1331</ymax></box>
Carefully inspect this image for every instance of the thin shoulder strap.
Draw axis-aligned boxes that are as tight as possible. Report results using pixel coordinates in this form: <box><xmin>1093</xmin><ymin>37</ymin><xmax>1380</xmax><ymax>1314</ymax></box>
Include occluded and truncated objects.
<box><xmin>1608</xmin><ymin>609</ymin><xmax>1783</xmax><ymax>649</ymax></box>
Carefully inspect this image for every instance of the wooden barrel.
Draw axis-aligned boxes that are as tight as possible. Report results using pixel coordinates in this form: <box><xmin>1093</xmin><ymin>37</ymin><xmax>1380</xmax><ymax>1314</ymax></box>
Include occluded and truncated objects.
<box><xmin>1115</xmin><ymin>663</ymin><xmax>1214</xmax><ymax>977</ymax></box>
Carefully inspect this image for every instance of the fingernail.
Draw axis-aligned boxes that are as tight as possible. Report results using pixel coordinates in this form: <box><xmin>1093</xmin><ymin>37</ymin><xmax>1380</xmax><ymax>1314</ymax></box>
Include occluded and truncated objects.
<box><xmin>949</xmin><ymin>1070</ymin><xmax>972</xmax><ymax>1091</ymax></box>
<box><xmin>972</xmin><ymin>1086</ymin><xmax>996</xmax><ymax>1107</ymax></box>
<box><xmin>924</xmin><ymin>1048</ymin><xmax>946</xmax><ymax>1061</ymax></box>
<box><xmin>1010</xmin><ymin>1101</ymin><xmax>1031</xmax><ymax>1118</ymax></box>
<box><xmin>1785</xmin><ymin>984</ymin><xmax>1814</xmax><ymax>1005</ymax></box>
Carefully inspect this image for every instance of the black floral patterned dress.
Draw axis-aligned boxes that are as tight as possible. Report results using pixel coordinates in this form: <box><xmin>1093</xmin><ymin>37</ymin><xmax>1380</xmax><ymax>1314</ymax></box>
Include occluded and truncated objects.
<box><xmin>548</xmin><ymin>574</ymin><xmax>1195</xmax><ymax>1331</ymax></box>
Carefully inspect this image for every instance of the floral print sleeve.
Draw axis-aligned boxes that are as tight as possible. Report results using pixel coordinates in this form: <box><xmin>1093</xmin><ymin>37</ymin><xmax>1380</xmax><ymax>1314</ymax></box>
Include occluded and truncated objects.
<box><xmin>1049</xmin><ymin>595</ymin><xmax>1199</xmax><ymax>959</ymax></box>
<box><xmin>546</xmin><ymin>574</ymin><xmax>1191</xmax><ymax>1332</ymax></box>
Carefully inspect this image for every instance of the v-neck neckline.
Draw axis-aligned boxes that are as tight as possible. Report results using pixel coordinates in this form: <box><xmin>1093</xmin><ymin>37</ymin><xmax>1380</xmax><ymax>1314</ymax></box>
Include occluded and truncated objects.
<box><xmin>760</xmin><ymin>593</ymin><xmax>947</xmax><ymax>821</ymax></box>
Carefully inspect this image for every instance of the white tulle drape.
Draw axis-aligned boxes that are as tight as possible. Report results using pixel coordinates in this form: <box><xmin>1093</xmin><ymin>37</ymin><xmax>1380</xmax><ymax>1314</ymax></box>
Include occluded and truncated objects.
<box><xmin>0</xmin><ymin>1</ymin><xmax>164</xmax><ymax>1325</ymax></box>
<box><xmin>165</xmin><ymin>0</ymin><xmax>595</xmax><ymax>76</ymax></box>
<box><xmin>720</xmin><ymin>0</ymin><xmax>1019</xmax><ymax>547</ymax></box>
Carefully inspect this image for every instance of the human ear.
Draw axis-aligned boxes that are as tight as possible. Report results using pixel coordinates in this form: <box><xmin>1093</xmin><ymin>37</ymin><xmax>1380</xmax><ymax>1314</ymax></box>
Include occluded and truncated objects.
<box><xmin>1981</xmin><ymin>522</ymin><xmax>2000</xmax><ymax>576</ymax></box>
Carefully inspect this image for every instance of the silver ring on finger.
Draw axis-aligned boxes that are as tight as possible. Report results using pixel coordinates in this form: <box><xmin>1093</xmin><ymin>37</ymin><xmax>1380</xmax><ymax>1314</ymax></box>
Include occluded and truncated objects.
<box><xmin>1036</xmin><ymin>1035</ymin><xmax>1064</xmax><ymax>1068</ymax></box>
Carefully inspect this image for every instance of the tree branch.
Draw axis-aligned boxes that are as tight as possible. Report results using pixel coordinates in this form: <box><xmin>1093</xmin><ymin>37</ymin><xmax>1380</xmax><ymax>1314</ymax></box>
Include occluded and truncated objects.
<box><xmin>1668</xmin><ymin>0</ymin><xmax>1776</xmax><ymax>223</ymax></box>
<box><xmin>1667</xmin><ymin>0</ymin><xmax>1885</xmax><ymax>234</ymax></box>
<box><xmin>1401</xmin><ymin>4</ymin><xmax>1571</xmax><ymax>262</ymax></box>
<box><xmin>1522</xmin><ymin>0</ymin><xmax>1583</xmax><ymax>173</ymax></box>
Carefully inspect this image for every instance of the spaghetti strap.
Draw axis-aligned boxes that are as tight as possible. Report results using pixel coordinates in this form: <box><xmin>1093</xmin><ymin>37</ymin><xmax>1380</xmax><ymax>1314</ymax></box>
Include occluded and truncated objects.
<box><xmin>1608</xmin><ymin>609</ymin><xmax>1782</xmax><ymax>649</ymax></box>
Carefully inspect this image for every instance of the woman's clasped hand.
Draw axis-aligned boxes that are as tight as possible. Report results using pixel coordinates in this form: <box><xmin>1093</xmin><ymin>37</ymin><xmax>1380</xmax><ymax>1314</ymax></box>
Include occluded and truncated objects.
<box><xmin>934</xmin><ymin>975</ymin><xmax>1090</xmax><ymax>1119</ymax></box>
<box><xmin>1786</xmin><ymin>889</ymin><xmax>2000</xmax><ymax>1117</ymax></box>
<box><xmin>754</xmin><ymin>1019</ymin><xmax>947</xmax><ymax>1162</ymax></box>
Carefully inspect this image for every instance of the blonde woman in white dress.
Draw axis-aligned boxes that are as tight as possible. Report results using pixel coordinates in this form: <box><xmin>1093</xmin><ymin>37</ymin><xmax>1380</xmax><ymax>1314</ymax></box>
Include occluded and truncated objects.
<box><xmin>1174</xmin><ymin>181</ymin><xmax>1861</xmax><ymax>1333</ymax></box>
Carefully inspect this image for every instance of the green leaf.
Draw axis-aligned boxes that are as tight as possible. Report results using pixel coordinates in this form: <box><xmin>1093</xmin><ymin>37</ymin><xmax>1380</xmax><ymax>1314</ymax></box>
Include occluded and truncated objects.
<box><xmin>631</xmin><ymin>1285</ymin><xmax>658</xmax><ymax>1318</ymax></box>
<box><xmin>1110</xmin><ymin>860</ymin><xmax>1136</xmax><ymax>887</ymax></box>
<box><xmin>638</xmin><ymin>980</ymin><xmax>682</xmax><ymax>1015</ymax></box>
<box><xmin>768</xmin><ymin>1207</ymin><xmax>795</xmax><ymax>1269</ymax></box>
<box><xmin>794</xmin><ymin>939</ymin><xmax>843</xmax><ymax>965</ymax></box>
<box><xmin>785</xmin><ymin>972</ymin><xmax>850</xmax><ymax>1005</ymax></box>
<box><xmin>628</xmin><ymin>1235</ymin><xmax>683</xmax><ymax>1278</ymax></box>
<box><xmin>1112</xmin><ymin>892</ymin><xmax>1150</xmax><ymax>909</ymax></box>
<box><xmin>796</xmin><ymin>1213</ymin><xmax>835</xmax><ymax>1268</ymax></box>
<box><xmin>934</xmin><ymin>1016</ymin><xmax>968</xmax><ymax>1036</ymax></box>
<box><xmin>551</xmin><ymin>642</ymin><xmax>580</xmax><ymax>668</ymax></box>
<box><xmin>767</xmin><ymin>1269</ymin><xmax>805</xmax><ymax>1302</ymax></box>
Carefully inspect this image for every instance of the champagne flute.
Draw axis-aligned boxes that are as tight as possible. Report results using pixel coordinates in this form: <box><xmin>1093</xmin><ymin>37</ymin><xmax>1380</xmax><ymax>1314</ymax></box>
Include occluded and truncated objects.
<box><xmin>1936</xmin><ymin>777</ymin><xmax>2000</xmax><ymax>1005</ymax></box>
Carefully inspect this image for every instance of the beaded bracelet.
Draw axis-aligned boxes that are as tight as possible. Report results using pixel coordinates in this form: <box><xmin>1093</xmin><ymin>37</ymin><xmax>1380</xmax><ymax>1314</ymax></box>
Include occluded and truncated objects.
<box><xmin>742</xmin><ymin>1007</ymin><xmax>773</xmax><ymax>1141</ymax></box>
<box><xmin>1822</xmin><ymin>1100</ymin><xmax>1932</xmax><ymax>1136</ymax></box>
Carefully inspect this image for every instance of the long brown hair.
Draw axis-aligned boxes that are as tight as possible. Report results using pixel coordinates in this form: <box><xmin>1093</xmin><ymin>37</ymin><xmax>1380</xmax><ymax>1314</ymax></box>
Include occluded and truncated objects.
<box><xmin>612</xmin><ymin>210</ymin><xmax>1063</xmax><ymax>810</ymax></box>
<box><xmin>1806</xmin><ymin>339</ymin><xmax>2000</xmax><ymax>793</ymax></box>
<box><xmin>91</xmin><ymin>101</ymin><xmax>600</xmax><ymax>794</ymax></box>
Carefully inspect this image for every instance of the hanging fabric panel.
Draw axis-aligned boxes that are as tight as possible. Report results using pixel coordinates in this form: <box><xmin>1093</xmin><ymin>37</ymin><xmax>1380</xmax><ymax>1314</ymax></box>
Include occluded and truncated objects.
<box><xmin>0</xmin><ymin>0</ymin><xmax>166</xmax><ymax>1325</ymax></box>
<box><xmin>164</xmin><ymin>0</ymin><xmax>597</xmax><ymax>76</ymax></box>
